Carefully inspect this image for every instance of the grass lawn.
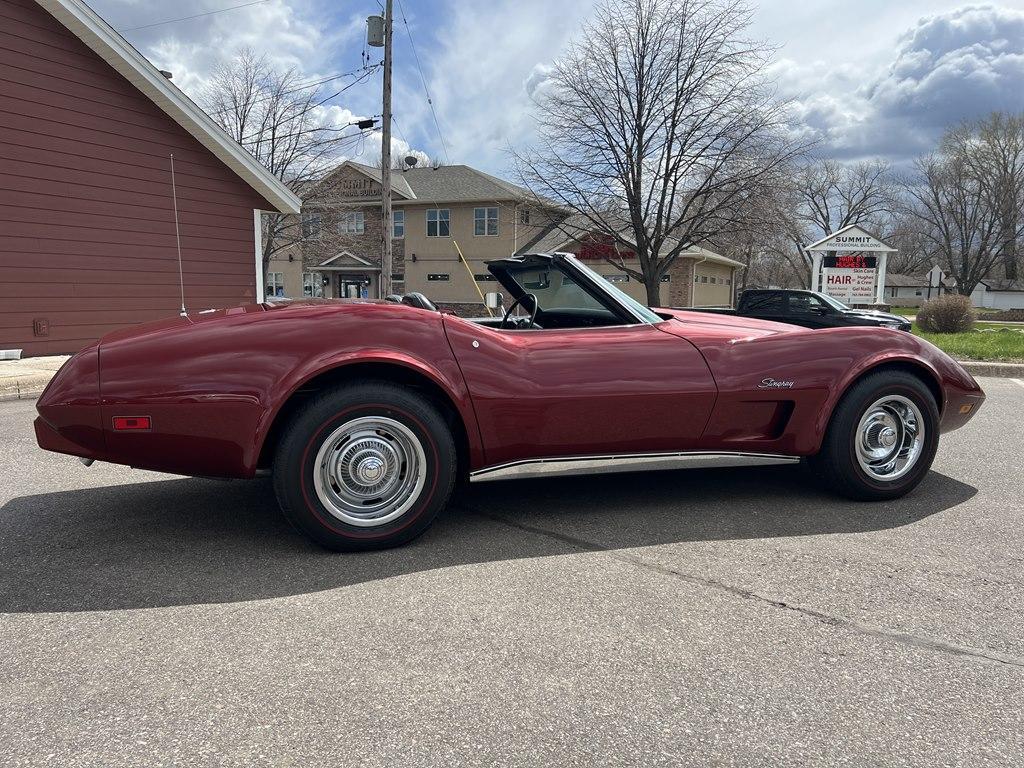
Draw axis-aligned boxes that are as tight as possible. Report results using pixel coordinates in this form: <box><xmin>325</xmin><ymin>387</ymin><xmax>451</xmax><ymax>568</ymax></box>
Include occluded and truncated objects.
<box><xmin>912</xmin><ymin>322</ymin><xmax>1024</xmax><ymax>362</ymax></box>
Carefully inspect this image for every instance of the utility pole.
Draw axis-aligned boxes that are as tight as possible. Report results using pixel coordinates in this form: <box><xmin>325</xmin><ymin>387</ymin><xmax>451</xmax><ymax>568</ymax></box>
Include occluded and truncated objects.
<box><xmin>379</xmin><ymin>0</ymin><xmax>394</xmax><ymax>298</ymax></box>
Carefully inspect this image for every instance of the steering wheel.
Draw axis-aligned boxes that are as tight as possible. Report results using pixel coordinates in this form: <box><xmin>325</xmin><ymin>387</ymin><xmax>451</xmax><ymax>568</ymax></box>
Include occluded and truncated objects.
<box><xmin>501</xmin><ymin>293</ymin><xmax>539</xmax><ymax>330</ymax></box>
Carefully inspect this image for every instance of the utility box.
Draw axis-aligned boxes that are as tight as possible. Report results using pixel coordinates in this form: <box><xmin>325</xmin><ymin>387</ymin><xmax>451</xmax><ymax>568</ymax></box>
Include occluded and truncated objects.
<box><xmin>366</xmin><ymin>15</ymin><xmax>384</xmax><ymax>47</ymax></box>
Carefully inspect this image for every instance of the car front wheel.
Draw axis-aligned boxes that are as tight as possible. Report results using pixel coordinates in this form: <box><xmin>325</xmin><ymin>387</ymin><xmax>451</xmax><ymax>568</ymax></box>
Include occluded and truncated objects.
<box><xmin>272</xmin><ymin>381</ymin><xmax>457</xmax><ymax>551</ymax></box>
<box><xmin>811</xmin><ymin>370</ymin><xmax>940</xmax><ymax>501</ymax></box>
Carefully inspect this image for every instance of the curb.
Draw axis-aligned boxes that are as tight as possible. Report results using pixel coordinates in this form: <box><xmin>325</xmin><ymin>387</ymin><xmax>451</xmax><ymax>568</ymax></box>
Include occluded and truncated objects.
<box><xmin>0</xmin><ymin>374</ymin><xmax>52</xmax><ymax>403</ymax></box>
<box><xmin>958</xmin><ymin>360</ymin><xmax>1024</xmax><ymax>378</ymax></box>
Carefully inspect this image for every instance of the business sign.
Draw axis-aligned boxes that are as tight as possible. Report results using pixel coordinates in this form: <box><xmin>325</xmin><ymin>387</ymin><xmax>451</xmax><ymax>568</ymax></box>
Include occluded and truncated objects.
<box><xmin>823</xmin><ymin>267</ymin><xmax>876</xmax><ymax>302</ymax></box>
<box><xmin>822</xmin><ymin>254</ymin><xmax>877</xmax><ymax>269</ymax></box>
<box><xmin>806</xmin><ymin>225</ymin><xmax>896</xmax><ymax>254</ymax></box>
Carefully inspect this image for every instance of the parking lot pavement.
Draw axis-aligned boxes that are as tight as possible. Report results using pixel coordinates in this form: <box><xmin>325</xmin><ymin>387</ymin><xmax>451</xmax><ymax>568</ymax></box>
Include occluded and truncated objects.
<box><xmin>1</xmin><ymin>379</ymin><xmax>1022</xmax><ymax>767</ymax></box>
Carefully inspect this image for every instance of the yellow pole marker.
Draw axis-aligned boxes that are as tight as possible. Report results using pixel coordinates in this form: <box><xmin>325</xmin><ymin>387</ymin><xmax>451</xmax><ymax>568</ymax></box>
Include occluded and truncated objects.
<box><xmin>453</xmin><ymin>239</ymin><xmax>493</xmax><ymax>317</ymax></box>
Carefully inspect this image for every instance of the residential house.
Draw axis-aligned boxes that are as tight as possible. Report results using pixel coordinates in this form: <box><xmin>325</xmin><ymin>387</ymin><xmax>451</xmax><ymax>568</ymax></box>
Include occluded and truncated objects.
<box><xmin>290</xmin><ymin>161</ymin><xmax>741</xmax><ymax>311</ymax></box>
<box><xmin>0</xmin><ymin>0</ymin><xmax>300</xmax><ymax>356</ymax></box>
<box><xmin>968</xmin><ymin>278</ymin><xmax>1024</xmax><ymax>310</ymax></box>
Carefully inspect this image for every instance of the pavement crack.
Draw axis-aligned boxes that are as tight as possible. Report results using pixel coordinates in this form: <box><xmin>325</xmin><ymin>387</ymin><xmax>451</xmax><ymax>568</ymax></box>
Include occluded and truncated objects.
<box><xmin>469</xmin><ymin>507</ymin><xmax>1024</xmax><ymax>670</ymax></box>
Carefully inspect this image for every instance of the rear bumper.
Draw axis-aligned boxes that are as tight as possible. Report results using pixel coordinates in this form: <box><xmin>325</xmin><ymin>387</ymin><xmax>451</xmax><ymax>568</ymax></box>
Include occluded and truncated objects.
<box><xmin>34</xmin><ymin>415</ymin><xmax>101</xmax><ymax>460</ymax></box>
<box><xmin>34</xmin><ymin>342</ymin><xmax>106</xmax><ymax>460</ymax></box>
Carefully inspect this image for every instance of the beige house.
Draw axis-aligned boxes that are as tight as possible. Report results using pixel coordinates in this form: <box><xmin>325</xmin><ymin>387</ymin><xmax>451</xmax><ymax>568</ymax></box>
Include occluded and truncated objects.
<box><xmin>273</xmin><ymin>160</ymin><xmax>741</xmax><ymax>311</ymax></box>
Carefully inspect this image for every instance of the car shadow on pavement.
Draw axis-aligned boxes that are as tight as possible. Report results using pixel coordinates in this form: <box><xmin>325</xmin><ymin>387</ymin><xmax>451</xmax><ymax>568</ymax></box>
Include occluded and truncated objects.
<box><xmin>0</xmin><ymin>466</ymin><xmax>975</xmax><ymax>613</ymax></box>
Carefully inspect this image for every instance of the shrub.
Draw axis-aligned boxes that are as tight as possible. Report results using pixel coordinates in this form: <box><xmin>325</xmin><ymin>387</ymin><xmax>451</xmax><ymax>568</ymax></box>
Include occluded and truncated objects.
<box><xmin>916</xmin><ymin>294</ymin><xmax>976</xmax><ymax>334</ymax></box>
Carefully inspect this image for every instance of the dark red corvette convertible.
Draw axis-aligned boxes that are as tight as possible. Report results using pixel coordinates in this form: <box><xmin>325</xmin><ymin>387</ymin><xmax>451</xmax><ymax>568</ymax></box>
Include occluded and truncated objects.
<box><xmin>36</xmin><ymin>253</ymin><xmax>984</xmax><ymax>550</ymax></box>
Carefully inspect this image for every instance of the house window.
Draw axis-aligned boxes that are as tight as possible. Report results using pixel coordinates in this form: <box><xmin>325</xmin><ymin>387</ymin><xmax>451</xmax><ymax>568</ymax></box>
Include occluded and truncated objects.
<box><xmin>266</xmin><ymin>272</ymin><xmax>284</xmax><ymax>297</ymax></box>
<box><xmin>338</xmin><ymin>211</ymin><xmax>364</xmax><ymax>234</ymax></box>
<box><xmin>302</xmin><ymin>272</ymin><xmax>324</xmax><ymax>298</ymax></box>
<box><xmin>393</xmin><ymin>210</ymin><xmax>405</xmax><ymax>239</ymax></box>
<box><xmin>301</xmin><ymin>211</ymin><xmax>320</xmax><ymax>238</ymax></box>
<box><xmin>427</xmin><ymin>273</ymin><xmax>450</xmax><ymax>281</ymax></box>
<box><xmin>710</xmin><ymin>277</ymin><xmax>717</xmax><ymax>284</ymax></box>
<box><xmin>474</xmin><ymin>207</ymin><xmax>499</xmax><ymax>236</ymax></box>
<box><xmin>726</xmin><ymin>278</ymin><xmax>731</xmax><ymax>285</ymax></box>
<box><xmin>701</xmin><ymin>276</ymin><xmax>708</xmax><ymax>283</ymax></box>
<box><xmin>519</xmin><ymin>208</ymin><xmax>530</xmax><ymax>225</ymax></box>
<box><xmin>427</xmin><ymin>209</ymin><xmax>450</xmax><ymax>237</ymax></box>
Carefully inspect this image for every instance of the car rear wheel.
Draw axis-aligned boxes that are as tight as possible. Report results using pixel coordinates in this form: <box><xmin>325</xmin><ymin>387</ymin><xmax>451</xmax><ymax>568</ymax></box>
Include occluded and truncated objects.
<box><xmin>272</xmin><ymin>381</ymin><xmax>457</xmax><ymax>551</ymax></box>
<box><xmin>811</xmin><ymin>371</ymin><xmax>940</xmax><ymax>501</ymax></box>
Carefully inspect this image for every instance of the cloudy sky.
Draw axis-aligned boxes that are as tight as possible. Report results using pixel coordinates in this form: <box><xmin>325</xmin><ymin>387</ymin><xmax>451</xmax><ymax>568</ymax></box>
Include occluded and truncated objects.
<box><xmin>92</xmin><ymin>0</ymin><xmax>1024</xmax><ymax>175</ymax></box>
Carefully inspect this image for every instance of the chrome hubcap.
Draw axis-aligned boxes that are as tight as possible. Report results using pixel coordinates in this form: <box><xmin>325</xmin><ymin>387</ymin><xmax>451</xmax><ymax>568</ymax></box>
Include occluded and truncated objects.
<box><xmin>313</xmin><ymin>416</ymin><xmax>426</xmax><ymax>527</ymax></box>
<box><xmin>855</xmin><ymin>395</ymin><xmax>925</xmax><ymax>482</ymax></box>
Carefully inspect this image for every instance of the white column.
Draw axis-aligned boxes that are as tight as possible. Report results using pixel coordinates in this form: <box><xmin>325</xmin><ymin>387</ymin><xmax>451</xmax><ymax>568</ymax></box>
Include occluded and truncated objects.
<box><xmin>810</xmin><ymin>252</ymin><xmax>823</xmax><ymax>292</ymax></box>
<box><xmin>875</xmin><ymin>252</ymin><xmax>888</xmax><ymax>305</ymax></box>
<box><xmin>253</xmin><ymin>209</ymin><xmax>265</xmax><ymax>301</ymax></box>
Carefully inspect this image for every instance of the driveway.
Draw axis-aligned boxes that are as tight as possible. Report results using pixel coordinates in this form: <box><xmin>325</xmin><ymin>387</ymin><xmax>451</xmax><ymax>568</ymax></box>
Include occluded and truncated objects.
<box><xmin>1</xmin><ymin>379</ymin><xmax>1022</xmax><ymax>766</ymax></box>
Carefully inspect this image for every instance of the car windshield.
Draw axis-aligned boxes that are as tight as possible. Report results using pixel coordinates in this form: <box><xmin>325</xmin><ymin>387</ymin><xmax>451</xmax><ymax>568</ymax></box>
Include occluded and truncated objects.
<box><xmin>567</xmin><ymin>257</ymin><xmax>662</xmax><ymax>323</ymax></box>
<box><xmin>817</xmin><ymin>292</ymin><xmax>850</xmax><ymax>311</ymax></box>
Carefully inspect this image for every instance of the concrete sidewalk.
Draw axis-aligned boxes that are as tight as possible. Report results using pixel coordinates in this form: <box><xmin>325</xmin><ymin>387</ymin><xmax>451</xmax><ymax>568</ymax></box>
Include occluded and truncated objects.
<box><xmin>0</xmin><ymin>356</ymin><xmax>69</xmax><ymax>401</ymax></box>
<box><xmin>2</xmin><ymin>353</ymin><xmax>1023</xmax><ymax>403</ymax></box>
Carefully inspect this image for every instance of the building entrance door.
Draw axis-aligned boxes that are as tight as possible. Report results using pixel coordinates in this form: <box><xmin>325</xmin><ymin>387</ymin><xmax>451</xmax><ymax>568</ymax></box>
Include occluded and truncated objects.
<box><xmin>339</xmin><ymin>275</ymin><xmax>370</xmax><ymax>299</ymax></box>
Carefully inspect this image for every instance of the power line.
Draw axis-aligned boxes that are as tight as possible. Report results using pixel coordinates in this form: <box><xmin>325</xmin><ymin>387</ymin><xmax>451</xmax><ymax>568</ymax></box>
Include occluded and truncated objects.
<box><xmin>396</xmin><ymin>0</ymin><xmax>450</xmax><ymax>164</ymax></box>
<box><xmin>119</xmin><ymin>0</ymin><xmax>272</xmax><ymax>32</ymax></box>
<box><xmin>236</xmin><ymin>66</ymin><xmax>378</xmax><ymax>143</ymax></box>
<box><xmin>210</xmin><ymin>64</ymin><xmax>380</xmax><ymax>118</ymax></box>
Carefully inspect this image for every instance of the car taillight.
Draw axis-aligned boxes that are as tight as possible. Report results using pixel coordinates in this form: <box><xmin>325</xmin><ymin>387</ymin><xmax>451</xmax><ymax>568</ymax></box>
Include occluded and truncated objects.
<box><xmin>112</xmin><ymin>416</ymin><xmax>151</xmax><ymax>431</ymax></box>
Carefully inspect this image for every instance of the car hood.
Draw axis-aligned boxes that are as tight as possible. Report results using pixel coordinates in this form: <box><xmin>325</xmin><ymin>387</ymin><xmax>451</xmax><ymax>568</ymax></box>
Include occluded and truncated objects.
<box><xmin>841</xmin><ymin>308</ymin><xmax>906</xmax><ymax>324</ymax></box>
<box><xmin>659</xmin><ymin>309</ymin><xmax>802</xmax><ymax>335</ymax></box>
<box><xmin>656</xmin><ymin>308</ymin><xmax>808</xmax><ymax>349</ymax></box>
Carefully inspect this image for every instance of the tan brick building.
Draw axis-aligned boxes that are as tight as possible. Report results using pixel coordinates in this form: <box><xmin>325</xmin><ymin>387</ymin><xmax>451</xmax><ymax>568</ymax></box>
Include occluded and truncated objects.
<box><xmin>267</xmin><ymin>160</ymin><xmax>741</xmax><ymax>311</ymax></box>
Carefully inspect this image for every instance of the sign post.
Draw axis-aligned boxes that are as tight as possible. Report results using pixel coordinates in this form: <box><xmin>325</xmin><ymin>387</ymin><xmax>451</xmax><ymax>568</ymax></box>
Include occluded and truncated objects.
<box><xmin>804</xmin><ymin>224</ymin><xmax>897</xmax><ymax>306</ymax></box>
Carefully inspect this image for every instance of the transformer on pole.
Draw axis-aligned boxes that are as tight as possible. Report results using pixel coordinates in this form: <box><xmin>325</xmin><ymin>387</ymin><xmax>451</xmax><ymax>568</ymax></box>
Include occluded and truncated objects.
<box><xmin>368</xmin><ymin>5</ymin><xmax>393</xmax><ymax>298</ymax></box>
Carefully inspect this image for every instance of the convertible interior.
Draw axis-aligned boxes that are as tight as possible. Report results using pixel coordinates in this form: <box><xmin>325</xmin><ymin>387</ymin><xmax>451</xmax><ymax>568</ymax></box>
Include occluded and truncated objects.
<box><xmin>385</xmin><ymin>253</ymin><xmax>651</xmax><ymax>331</ymax></box>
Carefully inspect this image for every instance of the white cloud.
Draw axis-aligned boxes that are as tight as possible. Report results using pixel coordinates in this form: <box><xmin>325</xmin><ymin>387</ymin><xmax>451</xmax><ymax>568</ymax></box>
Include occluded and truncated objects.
<box><xmin>776</xmin><ymin>4</ymin><xmax>1024</xmax><ymax>164</ymax></box>
<box><xmin>87</xmin><ymin>0</ymin><xmax>1024</xmax><ymax>173</ymax></box>
<box><xmin>391</xmin><ymin>0</ymin><xmax>593</xmax><ymax>172</ymax></box>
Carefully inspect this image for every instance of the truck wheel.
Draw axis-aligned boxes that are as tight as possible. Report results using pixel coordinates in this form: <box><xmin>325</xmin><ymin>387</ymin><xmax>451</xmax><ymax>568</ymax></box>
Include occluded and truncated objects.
<box><xmin>811</xmin><ymin>371</ymin><xmax>940</xmax><ymax>501</ymax></box>
<box><xmin>273</xmin><ymin>381</ymin><xmax>457</xmax><ymax>551</ymax></box>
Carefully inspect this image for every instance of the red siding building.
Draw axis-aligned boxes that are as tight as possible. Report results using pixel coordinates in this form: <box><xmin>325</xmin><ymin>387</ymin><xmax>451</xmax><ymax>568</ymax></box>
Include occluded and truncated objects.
<box><xmin>0</xmin><ymin>0</ymin><xmax>300</xmax><ymax>356</ymax></box>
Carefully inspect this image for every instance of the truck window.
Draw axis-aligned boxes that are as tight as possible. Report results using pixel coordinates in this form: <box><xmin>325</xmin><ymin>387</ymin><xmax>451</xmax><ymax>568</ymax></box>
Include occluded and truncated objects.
<box><xmin>743</xmin><ymin>293</ymin><xmax>784</xmax><ymax>313</ymax></box>
<box><xmin>789</xmin><ymin>294</ymin><xmax>827</xmax><ymax>314</ymax></box>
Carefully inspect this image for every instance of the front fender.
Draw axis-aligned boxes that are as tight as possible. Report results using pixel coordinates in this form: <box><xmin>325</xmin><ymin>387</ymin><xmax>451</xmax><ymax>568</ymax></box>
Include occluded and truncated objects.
<box><xmin>695</xmin><ymin>326</ymin><xmax>972</xmax><ymax>455</ymax></box>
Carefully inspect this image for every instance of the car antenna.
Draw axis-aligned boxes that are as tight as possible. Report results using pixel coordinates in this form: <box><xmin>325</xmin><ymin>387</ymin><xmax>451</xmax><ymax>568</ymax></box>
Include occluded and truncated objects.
<box><xmin>169</xmin><ymin>154</ymin><xmax>187</xmax><ymax>317</ymax></box>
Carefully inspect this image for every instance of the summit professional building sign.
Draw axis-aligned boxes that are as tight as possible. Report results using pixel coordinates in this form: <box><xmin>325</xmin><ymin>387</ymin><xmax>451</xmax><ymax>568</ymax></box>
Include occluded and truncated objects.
<box><xmin>826</xmin><ymin>235</ymin><xmax>891</xmax><ymax>251</ymax></box>
<box><xmin>805</xmin><ymin>225</ymin><xmax>897</xmax><ymax>306</ymax></box>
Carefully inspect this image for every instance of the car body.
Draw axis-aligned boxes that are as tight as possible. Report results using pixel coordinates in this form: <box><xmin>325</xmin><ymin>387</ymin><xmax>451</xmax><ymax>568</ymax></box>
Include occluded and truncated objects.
<box><xmin>35</xmin><ymin>253</ymin><xmax>984</xmax><ymax>550</ymax></box>
<box><xmin>691</xmin><ymin>289</ymin><xmax>913</xmax><ymax>332</ymax></box>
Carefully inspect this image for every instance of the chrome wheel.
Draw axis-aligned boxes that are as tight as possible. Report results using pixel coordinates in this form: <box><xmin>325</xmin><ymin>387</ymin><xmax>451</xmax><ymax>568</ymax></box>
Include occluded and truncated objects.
<box><xmin>855</xmin><ymin>395</ymin><xmax>925</xmax><ymax>482</ymax></box>
<box><xmin>312</xmin><ymin>416</ymin><xmax>427</xmax><ymax>527</ymax></box>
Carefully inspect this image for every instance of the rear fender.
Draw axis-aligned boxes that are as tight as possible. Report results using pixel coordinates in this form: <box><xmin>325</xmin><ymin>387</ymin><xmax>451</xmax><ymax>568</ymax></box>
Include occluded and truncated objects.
<box><xmin>254</xmin><ymin>349</ymin><xmax>484</xmax><ymax>470</ymax></box>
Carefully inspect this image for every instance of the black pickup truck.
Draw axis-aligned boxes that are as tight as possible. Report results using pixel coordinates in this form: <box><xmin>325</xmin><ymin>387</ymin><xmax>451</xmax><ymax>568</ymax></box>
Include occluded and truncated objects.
<box><xmin>691</xmin><ymin>289</ymin><xmax>912</xmax><ymax>331</ymax></box>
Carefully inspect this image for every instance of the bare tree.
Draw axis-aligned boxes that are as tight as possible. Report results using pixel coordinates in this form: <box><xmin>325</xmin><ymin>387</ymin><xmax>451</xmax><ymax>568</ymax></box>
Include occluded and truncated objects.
<box><xmin>900</xmin><ymin>113</ymin><xmax>1024</xmax><ymax>295</ymax></box>
<box><xmin>780</xmin><ymin>159</ymin><xmax>896</xmax><ymax>280</ymax></box>
<box><xmin>513</xmin><ymin>0</ymin><xmax>808</xmax><ymax>305</ymax></box>
<box><xmin>708</xmin><ymin>173</ymin><xmax>805</xmax><ymax>289</ymax></box>
<box><xmin>949</xmin><ymin>113</ymin><xmax>1024</xmax><ymax>280</ymax></box>
<box><xmin>202</xmin><ymin>49</ymin><xmax>376</xmax><ymax>275</ymax></box>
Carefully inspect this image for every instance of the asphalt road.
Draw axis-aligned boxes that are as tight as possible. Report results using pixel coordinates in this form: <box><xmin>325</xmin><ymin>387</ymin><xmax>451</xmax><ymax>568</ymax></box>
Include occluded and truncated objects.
<box><xmin>1</xmin><ymin>379</ymin><xmax>1023</xmax><ymax>767</ymax></box>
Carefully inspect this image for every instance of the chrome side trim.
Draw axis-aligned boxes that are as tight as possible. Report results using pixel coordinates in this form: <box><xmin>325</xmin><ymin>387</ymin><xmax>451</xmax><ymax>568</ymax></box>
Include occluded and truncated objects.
<box><xmin>469</xmin><ymin>451</ymin><xmax>800</xmax><ymax>483</ymax></box>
